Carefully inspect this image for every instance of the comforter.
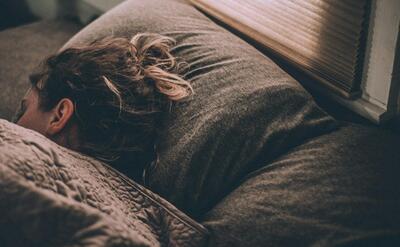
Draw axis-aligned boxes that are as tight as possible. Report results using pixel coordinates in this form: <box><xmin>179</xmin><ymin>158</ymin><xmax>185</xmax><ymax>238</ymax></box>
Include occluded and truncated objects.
<box><xmin>0</xmin><ymin>120</ymin><xmax>208</xmax><ymax>247</ymax></box>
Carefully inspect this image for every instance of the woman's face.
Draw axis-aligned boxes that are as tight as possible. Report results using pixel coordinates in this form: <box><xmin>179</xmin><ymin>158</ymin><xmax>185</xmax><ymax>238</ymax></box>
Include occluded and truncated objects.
<box><xmin>14</xmin><ymin>87</ymin><xmax>80</xmax><ymax>150</ymax></box>
<box><xmin>15</xmin><ymin>87</ymin><xmax>52</xmax><ymax>135</ymax></box>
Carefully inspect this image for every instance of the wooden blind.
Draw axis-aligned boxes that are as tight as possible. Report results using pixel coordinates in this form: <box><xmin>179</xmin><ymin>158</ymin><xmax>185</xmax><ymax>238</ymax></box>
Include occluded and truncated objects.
<box><xmin>190</xmin><ymin>0</ymin><xmax>371</xmax><ymax>99</ymax></box>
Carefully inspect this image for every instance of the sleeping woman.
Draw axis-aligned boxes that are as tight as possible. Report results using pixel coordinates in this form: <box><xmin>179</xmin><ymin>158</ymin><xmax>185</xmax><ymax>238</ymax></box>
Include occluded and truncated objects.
<box><xmin>13</xmin><ymin>33</ymin><xmax>193</xmax><ymax>183</ymax></box>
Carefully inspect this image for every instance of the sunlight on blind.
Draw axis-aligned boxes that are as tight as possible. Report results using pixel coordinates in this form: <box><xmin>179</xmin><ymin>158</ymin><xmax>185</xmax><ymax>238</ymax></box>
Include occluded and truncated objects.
<box><xmin>190</xmin><ymin>0</ymin><xmax>370</xmax><ymax>98</ymax></box>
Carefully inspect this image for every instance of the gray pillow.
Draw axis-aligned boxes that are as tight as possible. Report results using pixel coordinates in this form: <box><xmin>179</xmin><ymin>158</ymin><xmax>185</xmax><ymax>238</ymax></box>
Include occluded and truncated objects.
<box><xmin>63</xmin><ymin>0</ymin><xmax>338</xmax><ymax>218</ymax></box>
<box><xmin>202</xmin><ymin>122</ymin><xmax>400</xmax><ymax>246</ymax></box>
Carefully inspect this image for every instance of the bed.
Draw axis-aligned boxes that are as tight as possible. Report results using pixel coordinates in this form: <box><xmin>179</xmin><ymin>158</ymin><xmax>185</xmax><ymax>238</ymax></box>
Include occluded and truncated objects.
<box><xmin>0</xmin><ymin>0</ymin><xmax>399</xmax><ymax>246</ymax></box>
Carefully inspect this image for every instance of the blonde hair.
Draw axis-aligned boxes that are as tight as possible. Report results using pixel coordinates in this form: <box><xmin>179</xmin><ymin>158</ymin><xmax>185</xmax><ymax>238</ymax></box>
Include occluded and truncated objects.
<box><xmin>29</xmin><ymin>33</ymin><xmax>193</xmax><ymax>180</ymax></box>
<box><xmin>101</xmin><ymin>33</ymin><xmax>194</xmax><ymax>107</ymax></box>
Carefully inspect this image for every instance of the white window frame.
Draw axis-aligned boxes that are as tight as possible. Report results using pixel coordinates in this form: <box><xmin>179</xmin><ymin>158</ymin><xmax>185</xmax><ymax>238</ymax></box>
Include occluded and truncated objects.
<box><xmin>331</xmin><ymin>0</ymin><xmax>400</xmax><ymax>124</ymax></box>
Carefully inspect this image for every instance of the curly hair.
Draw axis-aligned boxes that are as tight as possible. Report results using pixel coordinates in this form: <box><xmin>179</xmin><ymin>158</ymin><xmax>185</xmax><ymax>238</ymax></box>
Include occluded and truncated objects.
<box><xmin>28</xmin><ymin>33</ymin><xmax>193</xmax><ymax>181</ymax></box>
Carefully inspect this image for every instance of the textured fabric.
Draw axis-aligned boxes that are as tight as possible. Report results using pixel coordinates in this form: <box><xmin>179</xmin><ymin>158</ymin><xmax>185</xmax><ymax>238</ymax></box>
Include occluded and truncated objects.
<box><xmin>0</xmin><ymin>120</ymin><xmax>208</xmax><ymax>247</ymax></box>
<box><xmin>0</xmin><ymin>19</ymin><xmax>82</xmax><ymax>120</ymax></box>
<box><xmin>64</xmin><ymin>0</ymin><xmax>338</xmax><ymax>218</ymax></box>
<box><xmin>202</xmin><ymin>122</ymin><xmax>400</xmax><ymax>246</ymax></box>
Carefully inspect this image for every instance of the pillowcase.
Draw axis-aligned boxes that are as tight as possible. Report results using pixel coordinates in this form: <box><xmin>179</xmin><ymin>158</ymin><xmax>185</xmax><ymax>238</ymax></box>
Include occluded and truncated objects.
<box><xmin>0</xmin><ymin>119</ymin><xmax>208</xmax><ymax>247</ymax></box>
<box><xmin>64</xmin><ymin>0</ymin><xmax>338</xmax><ymax>218</ymax></box>
<box><xmin>202</xmin><ymin>122</ymin><xmax>400</xmax><ymax>246</ymax></box>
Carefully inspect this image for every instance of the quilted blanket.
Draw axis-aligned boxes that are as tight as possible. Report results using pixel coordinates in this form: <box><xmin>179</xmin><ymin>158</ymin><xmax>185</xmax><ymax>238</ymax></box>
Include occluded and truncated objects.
<box><xmin>0</xmin><ymin>120</ymin><xmax>208</xmax><ymax>247</ymax></box>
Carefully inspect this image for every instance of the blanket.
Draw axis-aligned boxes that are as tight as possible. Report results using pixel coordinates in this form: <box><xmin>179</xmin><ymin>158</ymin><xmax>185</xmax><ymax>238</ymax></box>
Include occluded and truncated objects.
<box><xmin>0</xmin><ymin>120</ymin><xmax>208</xmax><ymax>247</ymax></box>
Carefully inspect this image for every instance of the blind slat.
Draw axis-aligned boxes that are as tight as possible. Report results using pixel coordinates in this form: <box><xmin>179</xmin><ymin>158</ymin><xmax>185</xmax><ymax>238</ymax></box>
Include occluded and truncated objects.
<box><xmin>234</xmin><ymin>2</ymin><xmax>361</xmax><ymax>67</ymax></box>
<box><xmin>243</xmin><ymin>1</ymin><xmax>362</xmax><ymax>46</ymax></box>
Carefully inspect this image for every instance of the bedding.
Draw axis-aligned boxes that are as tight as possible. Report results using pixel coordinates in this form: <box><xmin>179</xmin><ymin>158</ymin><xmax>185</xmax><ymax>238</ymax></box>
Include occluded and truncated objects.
<box><xmin>1</xmin><ymin>0</ymin><xmax>399</xmax><ymax>246</ymax></box>
<box><xmin>0</xmin><ymin>120</ymin><xmax>208</xmax><ymax>247</ymax></box>
<box><xmin>64</xmin><ymin>0</ymin><xmax>338</xmax><ymax>218</ymax></box>
<box><xmin>202</xmin><ymin>122</ymin><xmax>400</xmax><ymax>246</ymax></box>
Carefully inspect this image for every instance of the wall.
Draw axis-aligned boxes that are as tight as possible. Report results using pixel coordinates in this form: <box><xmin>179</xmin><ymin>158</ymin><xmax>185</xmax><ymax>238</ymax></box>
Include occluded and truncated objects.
<box><xmin>25</xmin><ymin>0</ymin><xmax>75</xmax><ymax>19</ymax></box>
<box><xmin>24</xmin><ymin>0</ymin><xmax>124</xmax><ymax>23</ymax></box>
<box><xmin>82</xmin><ymin>0</ymin><xmax>124</xmax><ymax>12</ymax></box>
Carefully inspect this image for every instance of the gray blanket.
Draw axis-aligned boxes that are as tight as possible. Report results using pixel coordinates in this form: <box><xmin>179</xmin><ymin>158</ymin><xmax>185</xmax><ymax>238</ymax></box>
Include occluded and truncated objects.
<box><xmin>0</xmin><ymin>120</ymin><xmax>208</xmax><ymax>247</ymax></box>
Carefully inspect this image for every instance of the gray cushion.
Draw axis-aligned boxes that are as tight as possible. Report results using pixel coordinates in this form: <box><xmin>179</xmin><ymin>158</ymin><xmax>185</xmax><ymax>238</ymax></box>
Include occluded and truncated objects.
<box><xmin>202</xmin><ymin>122</ymin><xmax>400</xmax><ymax>246</ymax></box>
<box><xmin>64</xmin><ymin>0</ymin><xmax>338</xmax><ymax>218</ymax></box>
<box><xmin>0</xmin><ymin>19</ymin><xmax>82</xmax><ymax>121</ymax></box>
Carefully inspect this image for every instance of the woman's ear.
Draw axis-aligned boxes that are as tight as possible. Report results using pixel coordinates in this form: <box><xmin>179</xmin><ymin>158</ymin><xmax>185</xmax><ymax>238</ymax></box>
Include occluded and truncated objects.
<box><xmin>46</xmin><ymin>98</ymin><xmax>75</xmax><ymax>136</ymax></box>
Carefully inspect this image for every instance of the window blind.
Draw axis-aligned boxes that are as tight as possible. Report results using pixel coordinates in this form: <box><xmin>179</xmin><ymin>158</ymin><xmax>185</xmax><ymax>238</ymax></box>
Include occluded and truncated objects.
<box><xmin>190</xmin><ymin>0</ymin><xmax>371</xmax><ymax>99</ymax></box>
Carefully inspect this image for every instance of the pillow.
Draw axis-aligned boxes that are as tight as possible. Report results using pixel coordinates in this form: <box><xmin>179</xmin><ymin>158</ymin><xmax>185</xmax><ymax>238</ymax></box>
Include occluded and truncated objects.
<box><xmin>64</xmin><ymin>0</ymin><xmax>338</xmax><ymax>218</ymax></box>
<box><xmin>202</xmin><ymin>122</ymin><xmax>400</xmax><ymax>246</ymax></box>
<box><xmin>0</xmin><ymin>120</ymin><xmax>208</xmax><ymax>247</ymax></box>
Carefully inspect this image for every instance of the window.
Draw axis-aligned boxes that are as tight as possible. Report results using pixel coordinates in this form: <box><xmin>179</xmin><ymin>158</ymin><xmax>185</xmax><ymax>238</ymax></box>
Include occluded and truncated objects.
<box><xmin>191</xmin><ymin>0</ymin><xmax>400</xmax><ymax>123</ymax></box>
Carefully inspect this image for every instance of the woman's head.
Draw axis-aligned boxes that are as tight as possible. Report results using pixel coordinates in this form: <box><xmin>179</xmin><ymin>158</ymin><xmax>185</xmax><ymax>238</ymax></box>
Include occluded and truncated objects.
<box><xmin>14</xmin><ymin>33</ymin><xmax>193</xmax><ymax>180</ymax></box>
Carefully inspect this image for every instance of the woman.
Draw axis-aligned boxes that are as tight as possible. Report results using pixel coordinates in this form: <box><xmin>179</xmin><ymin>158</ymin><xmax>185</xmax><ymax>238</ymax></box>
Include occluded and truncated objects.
<box><xmin>13</xmin><ymin>33</ymin><xmax>194</xmax><ymax>183</ymax></box>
